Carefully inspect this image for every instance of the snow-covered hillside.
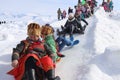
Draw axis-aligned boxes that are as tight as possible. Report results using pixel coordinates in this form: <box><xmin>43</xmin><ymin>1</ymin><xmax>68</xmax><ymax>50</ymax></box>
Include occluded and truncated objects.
<box><xmin>0</xmin><ymin>7</ymin><xmax>120</xmax><ymax>80</ymax></box>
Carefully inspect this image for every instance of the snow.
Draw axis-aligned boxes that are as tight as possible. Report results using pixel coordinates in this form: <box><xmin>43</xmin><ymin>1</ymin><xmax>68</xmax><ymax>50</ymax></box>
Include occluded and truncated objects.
<box><xmin>0</xmin><ymin>6</ymin><xmax>120</xmax><ymax>80</ymax></box>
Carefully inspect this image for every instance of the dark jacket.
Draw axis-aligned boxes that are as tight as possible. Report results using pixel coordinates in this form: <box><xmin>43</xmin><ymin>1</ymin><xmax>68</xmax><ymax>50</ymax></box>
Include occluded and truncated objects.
<box><xmin>64</xmin><ymin>17</ymin><xmax>77</xmax><ymax>35</ymax></box>
<box><xmin>12</xmin><ymin>37</ymin><xmax>53</xmax><ymax>60</ymax></box>
<box><xmin>63</xmin><ymin>16</ymin><xmax>87</xmax><ymax>35</ymax></box>
<box><xmin>75</xmin><ymin>15</ymin><xmax>88</xmax><ymax>31</ymax></box>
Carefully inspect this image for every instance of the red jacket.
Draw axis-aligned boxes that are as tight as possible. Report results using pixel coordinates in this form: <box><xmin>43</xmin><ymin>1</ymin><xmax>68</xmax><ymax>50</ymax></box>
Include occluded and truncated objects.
<box><xmin>7</xmin><ymin>40</ymin><xmax>55</xmax><ymax>80</ymax></box>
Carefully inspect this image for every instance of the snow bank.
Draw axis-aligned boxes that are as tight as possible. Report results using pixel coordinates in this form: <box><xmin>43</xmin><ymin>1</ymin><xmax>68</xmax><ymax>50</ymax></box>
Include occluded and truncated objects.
<box><xmin>85</xmin><ymin>64</ymin><xmax>113</xmax><ymax>80</ymax></box>
<box><xmin>88</xmin><ymin>46</ymin><xmax>120</xmax><ymax>80</ymax></box>
<box><xmin>104</xmin><ymin>46</ymin><xmax>120</xmax><ymax>69</ymax></box>
<box><xmin>94</xmin><ymin>7</ymin><xmax>120</xmax><ymax>54</ymax></box>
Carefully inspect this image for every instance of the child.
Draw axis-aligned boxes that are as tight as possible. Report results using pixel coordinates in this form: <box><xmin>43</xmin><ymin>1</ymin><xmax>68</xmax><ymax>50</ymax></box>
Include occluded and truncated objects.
<box><xmin>56</xmin><ymin>29</ymin><xmax>79</xmax><ymax>51</ymax></box>
<box><xmin>41</xmin><ymin>25</ymin><xmax>64</xmax><ymax>63</ymax></box>
<box><xmin>7</xmin><ymin>23</ymin><xmax>60</xmax><ymax>80</ymax></box>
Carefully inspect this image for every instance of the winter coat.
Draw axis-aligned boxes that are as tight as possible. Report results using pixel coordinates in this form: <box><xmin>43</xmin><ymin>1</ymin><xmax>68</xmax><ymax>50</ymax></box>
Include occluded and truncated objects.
<box><xmin>57</xmin><ymin>8</ymin><xmax>62</xmax><ymax>15</ymax></box>
<box><xmin>62</xmin><ymin>10</ymin><xmax>67</xmax><ymax>18</ymax></box>
<box><xmin>44</xmin><ymin>34</ymin><xmax>59</xmax><ymax>62</ymax></box>
<box><xmin>75</xmin><ymin>15</ymin><xmax>88</xmax><ymax>31</ymax></box>
<box><xmin>45</xmin><ymin>34</ymin><xmax>57</xmax><ymax>54</ymax></box>
<box><xmin>7</xmin><ymin>38</ymin><xmax>54</xmax><ymax>80</ymax></box>
<box><xmin>64</xmin><ymin>17</ymin><xmax>77</xmax><ymax>35</ymax></box>
<box><xmin>75</xmin><ymin>15</ymin><xmax>88</xmax><ymax>26</ymax></box>
<box><xmin>57</xmin><ymin>8</ymin><xmax>62</xmax><ymax>20</ymax></box>
<box><xmin>63</xmin><ymin>16</ymin><xmax>87</xmax><ymax>35</ymax></box>
<box><xmin>103</xmin><ymin>2</ymin><xmax>109</xmax><ymax>11</ymax></box>
<box><xmin>109</xmin><ymin>1</ymin><xmax>113</xmax><ymax>10</ymax></box>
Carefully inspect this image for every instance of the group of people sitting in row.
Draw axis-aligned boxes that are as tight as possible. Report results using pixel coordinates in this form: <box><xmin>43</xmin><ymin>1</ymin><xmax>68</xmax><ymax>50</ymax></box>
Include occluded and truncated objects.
<box><xmin>56</xmin><ymin>0</ymin><xmax>97</xmax><ymax>39</ymax></box>
<box><xmin>57</xmin><ymin>12</ymin><xmax>88</xmax><ymax>39</ymax></box>
<box><xmin>8</xmin><ymin>1</ymin><xmax>99</xmax><ymax>80</ymax></box>
<box><xmin>75</xmin><ymin>0</ymin><xmax>97</xmax><ymax>19</ymax></box>
<box><xmin>7</xmin><ymin>21</ymin><xmax>82</xmax><ymax>80</ymax></box>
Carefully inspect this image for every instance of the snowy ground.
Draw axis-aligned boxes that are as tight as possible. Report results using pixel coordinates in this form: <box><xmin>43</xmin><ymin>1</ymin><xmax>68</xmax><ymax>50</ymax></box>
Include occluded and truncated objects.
<box><xmin>0</xmin><ymin>7</ymin><xmax>120</xmax><ymax>80</ymax></box>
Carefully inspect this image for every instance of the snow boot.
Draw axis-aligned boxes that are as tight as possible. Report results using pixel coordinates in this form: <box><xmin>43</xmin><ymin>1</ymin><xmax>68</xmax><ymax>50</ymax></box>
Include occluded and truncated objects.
<box><xmin>70</xmin><ymin>35</ymin><xmax>74</xmax><ymax>41</ymax></box>
<box><xmin>57</xmin><ymin>52</ymin><xmax>65</xmax><ymax>58</ymax></box>
<box><xmin>46</xmin><ymin>69</ymin><xmax>61</xmax><ymax>80</ymax></box>
<box><xmin>79</xmin><ymin>31</ymin><xmax>84</xmax><ymax>34</ymax></box>
<box><xmin>70</xmin><ymin>40</ymin><xmax>79</xmax><ymax>46</ymax></box>
<box><xmin>25</xmin><ymin>57</ymin><xmax>37</xmax><ymax>80</ymax></box>
<box><xmin>26</xmin><ymin>68</ymin><xmax>36</xmax><ymax>80</ymax></box>
<box><xmin>83</xmin><ymin>25</ymin><xmax>87</xmax><ymax>31</ymax></box>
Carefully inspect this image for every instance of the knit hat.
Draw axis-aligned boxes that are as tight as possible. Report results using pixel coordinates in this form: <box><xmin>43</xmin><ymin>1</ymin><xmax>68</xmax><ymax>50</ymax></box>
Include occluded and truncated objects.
<box><xmin>27</xmin><ymin>23</ymin><xmax>41</xmax><ymax>37</ymax></box>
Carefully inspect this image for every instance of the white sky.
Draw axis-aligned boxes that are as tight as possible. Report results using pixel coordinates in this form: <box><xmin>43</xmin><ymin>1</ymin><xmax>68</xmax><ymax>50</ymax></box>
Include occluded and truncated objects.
<box><xmin>0</xmin><ymin>0</ymin><xmax>77</xmax><ymax>15</ymax></box>
<box><xmin>0</xmin><ymin>0</ymin><xmax>119</xmax><ymax>15</ymax></box>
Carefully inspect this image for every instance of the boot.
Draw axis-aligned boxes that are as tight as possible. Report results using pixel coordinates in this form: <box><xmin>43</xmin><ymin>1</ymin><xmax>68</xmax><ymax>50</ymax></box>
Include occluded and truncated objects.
<box><xmin>70</xmin><ymin>35</ymin><xmax>74</xmax><ymax>41</ymax></box>
<box><xmin>57</xmin><ymin>52</ymin><xmax>65</xmax><ymax>58</ymax></box>
<box><xmin>46</xmin><ymin>69</ymin><xmax>60</xmax><ymax>80</ymax></box>
<box><xmin>83</xmin><ymin>25</ymin><xmax>86</xmax><ymax>31</ymax></box>
<box><xmin>25</xmin><ymin>57</ymin><xmax>37</xmax><ymax>80</ymax></box>
<box><xmin>26</xmin><ymin>68</ymin><xmax>36</xmax><ymax>80</ymax></box>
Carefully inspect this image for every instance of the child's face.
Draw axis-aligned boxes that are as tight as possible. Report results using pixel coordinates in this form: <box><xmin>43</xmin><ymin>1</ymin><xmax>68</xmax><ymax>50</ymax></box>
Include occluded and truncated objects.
<box><xmin>29</xmin><ymin>35</ymin><xmax>39</xmax><ymax>41</ymax></box>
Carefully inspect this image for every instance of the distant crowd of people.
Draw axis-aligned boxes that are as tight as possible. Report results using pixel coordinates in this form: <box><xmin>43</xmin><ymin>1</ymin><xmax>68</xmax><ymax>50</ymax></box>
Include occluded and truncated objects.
<box><xmin>101</xmin><ymin>0</ymin><xmax>113</xmax><ymax>12</ymax></box>
<box><xmin>0</xmin><ymin>21</ymin><xmax>6</xmax><ymax>24</ymax></box>
<box><xmin>57</xmin><ymin>0</ymin><xmax>97</xmax><ymax>21</ymax></box>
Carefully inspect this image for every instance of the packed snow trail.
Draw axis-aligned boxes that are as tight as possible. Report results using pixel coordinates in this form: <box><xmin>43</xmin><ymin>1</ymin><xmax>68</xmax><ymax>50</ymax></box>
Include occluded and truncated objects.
<box><xmin>53</xmin><ymin>14</ymin><xmax>97</xmax><ymax>80</ymax></box>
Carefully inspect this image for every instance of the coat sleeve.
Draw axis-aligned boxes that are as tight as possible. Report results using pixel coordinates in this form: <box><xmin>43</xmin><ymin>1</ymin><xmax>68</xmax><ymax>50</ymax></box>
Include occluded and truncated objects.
<box><xmin>13</xmin><ymin>41</ymin><xmax>25</xmax><ymax>55</ymax></box>
<box><xmin>44</xmin><ymin>43</ymin><xmax>53</xmax><ymax>55</ymax></box>
<box><xmin>81</xmin><ymin>19</ymin><xmax>88</xmax><ymax>25</ymax></box>
<box><xmin>12</xmin><ymin>41</ymin><xmax>25</xmax><ymax>61</ymax></box>
<box><xmin>64</xmin><ymin>20</ymin><xmax>69</xmax><ymax>28</ymax></box>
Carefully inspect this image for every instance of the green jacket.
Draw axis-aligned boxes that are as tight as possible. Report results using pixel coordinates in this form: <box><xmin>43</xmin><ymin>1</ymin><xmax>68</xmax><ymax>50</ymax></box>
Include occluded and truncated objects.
<box><xmin>44</xmin><ymin>34</ymin><xmax>59</xmax><ymax>61</ymax></box>
<box><xmin>45</xmin><ymin>34</ymin><xmax>56</xmax><ymax>53</ymax></box>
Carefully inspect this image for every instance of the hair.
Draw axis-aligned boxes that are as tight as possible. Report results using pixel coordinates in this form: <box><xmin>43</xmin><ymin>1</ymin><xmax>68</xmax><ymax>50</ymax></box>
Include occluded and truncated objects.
<box><xmin>27</xmin><ymin>23</ymin><xmax>41</xmax><ymax>37</ymax></box>
<box><xmin>41</xmin><ymin>25</ymin><xmax>53</xmax><ymax>36</ymax></box>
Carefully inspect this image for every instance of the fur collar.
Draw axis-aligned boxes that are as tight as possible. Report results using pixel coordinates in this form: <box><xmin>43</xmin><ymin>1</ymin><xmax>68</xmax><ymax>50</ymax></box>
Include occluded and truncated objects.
<box><xmin>68</xmin><ymin>17</ymin><xmax>75</xmax><ymax>22</ymax></box>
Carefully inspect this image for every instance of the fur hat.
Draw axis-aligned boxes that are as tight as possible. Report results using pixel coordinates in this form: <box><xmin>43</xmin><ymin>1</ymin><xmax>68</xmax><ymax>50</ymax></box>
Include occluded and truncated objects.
<box><xmin>68</xmin><ymin>13</ymin><xmax>74</xmax><ymax>19</ymax></box>
<box><xmin>27</xmin><ymin>23</ymin><xmax>41</xmax><ymax>37</ymax></box>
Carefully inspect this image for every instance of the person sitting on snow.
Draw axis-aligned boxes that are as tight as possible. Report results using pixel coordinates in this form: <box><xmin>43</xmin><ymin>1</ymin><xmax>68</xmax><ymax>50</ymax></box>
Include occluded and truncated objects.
<box><xmin>7</xmin><ymin>23</ymin><xmax>60</xmax><ymax>80</ymax></box>
<box><xmin>74</xmin><ymin>10</ymin><xmax>88</xmax><ymax>32</ymax></box>
<box><xmin>41</xmin><ymin>24</ymin><xmax>65</xmax><ymax>63</ymax></box>
<box><xmin>56</xmin><ymin>29</ymin><xmax>79</xmax><ymax>52</ymax></box>
<box><xmin>43</xmin><ymin>24</ymin><xmax>65</xmax><ymax>58</ymax></box>
<box><xmin>60</xmin><ymin>13</ymin><xmax>88</xmax><ymax>37</ymax></box>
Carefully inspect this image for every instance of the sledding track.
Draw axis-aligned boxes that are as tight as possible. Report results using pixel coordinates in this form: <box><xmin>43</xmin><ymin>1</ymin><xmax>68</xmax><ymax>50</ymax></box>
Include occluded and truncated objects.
<box><xmin>54</xmin><ymin>15</ymin><xmax>98</xmax><ymax>80</ymax></box>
